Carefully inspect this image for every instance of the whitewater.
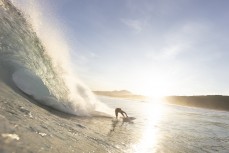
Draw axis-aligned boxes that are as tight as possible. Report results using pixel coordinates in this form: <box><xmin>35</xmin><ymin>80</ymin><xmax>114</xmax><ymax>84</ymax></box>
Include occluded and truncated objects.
<box><xmin>1</xmin><ymin>0</ymin><xmax>229</xmax><ymax>153</ymax></box>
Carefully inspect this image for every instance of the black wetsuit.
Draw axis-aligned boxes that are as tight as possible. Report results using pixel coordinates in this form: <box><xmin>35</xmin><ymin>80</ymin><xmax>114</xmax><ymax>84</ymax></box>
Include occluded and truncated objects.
<box><xmin>115</xmin><ymin>108</ymin><xmax>128</xmax><ymax>118</ymax></box>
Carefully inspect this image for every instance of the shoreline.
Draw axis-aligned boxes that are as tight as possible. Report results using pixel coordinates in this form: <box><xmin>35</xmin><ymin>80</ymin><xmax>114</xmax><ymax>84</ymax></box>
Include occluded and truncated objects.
<box><xmin>93</xmin><ymin>90</ymin><xmax>147</xmax><ymax>101</ymax></box>
<box><xmin>165</xmin><ymin>95</ymin><xmax>229</xmax><ymax>111</ymax></box>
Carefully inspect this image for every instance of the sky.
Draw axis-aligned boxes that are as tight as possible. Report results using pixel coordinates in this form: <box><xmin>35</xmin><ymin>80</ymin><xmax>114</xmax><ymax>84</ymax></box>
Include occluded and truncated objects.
<box><xmin>18</xmin><ymin>0</ymin><xmax>229</xmax><ymax>96</ymax></box>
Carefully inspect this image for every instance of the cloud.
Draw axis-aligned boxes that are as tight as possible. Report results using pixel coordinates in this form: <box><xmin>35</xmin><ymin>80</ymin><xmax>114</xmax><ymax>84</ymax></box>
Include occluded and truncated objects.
<box><xmin>121</xmin><ymin>18</ymin><xmax>145</xmax><ymax>33</ymax></box>
<box><xmin>146</xmin><ymin>21</ymin><xmax>210</xmax><ymax>61</ymax></box>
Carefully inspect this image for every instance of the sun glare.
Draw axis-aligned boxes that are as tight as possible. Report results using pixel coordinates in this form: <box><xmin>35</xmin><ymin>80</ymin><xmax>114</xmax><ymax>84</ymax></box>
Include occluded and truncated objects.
<box><xmin>130</xmin><ymin>101</ymin><xmax>165</xmax><ymax>153</ymax></box>
<box><xmin>136</xmin><ymin>73</ymin><xmax>174</xmax><ymax>98</ymax></box>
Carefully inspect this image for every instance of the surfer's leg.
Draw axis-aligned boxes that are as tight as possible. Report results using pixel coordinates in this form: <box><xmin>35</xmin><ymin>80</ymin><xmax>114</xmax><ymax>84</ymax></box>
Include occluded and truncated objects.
<box><xmin>115</xmin><ymin>110</ymin><xmax>118</xmax><ymax>118</ymax></box>
<box><xmin>115</xmin><ymin>108</ymin><xmax>122</xmax><ymax>118</ymax></box>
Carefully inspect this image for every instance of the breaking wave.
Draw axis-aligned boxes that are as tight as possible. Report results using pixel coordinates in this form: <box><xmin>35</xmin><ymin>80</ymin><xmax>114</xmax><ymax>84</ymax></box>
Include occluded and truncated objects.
<box><xmin>0</xmin><ymin>0</ymin><xmax>112</xmax><ymax>116</ymax></box>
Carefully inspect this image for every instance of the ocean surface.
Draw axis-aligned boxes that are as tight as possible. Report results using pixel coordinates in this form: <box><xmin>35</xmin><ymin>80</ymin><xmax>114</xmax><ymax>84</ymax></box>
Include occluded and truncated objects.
<box><xmin>0</xmin><ymin>0</ymin><xmax>229</xmax><ymax>152</ymax></box>
<box><xmin>1</xmin><ymin>88</ymin><xmax>229</xmax><ymax>153</ymax></box>
<box><xmin>100</xmin><ymin>97</ymin><xmax>229</xmax><ymax>153</ymax></box>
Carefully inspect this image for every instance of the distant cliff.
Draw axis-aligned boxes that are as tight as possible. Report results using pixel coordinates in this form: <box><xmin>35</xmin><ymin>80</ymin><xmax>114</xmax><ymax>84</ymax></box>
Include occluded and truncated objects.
<box><xmin>165</xmin><ymin>95</ymin><xmax>229</xmax><ymax>111</ymax></box>
<box><xmin>93</xmin><ymin>90</ymin><xmax>146</xmax><ymax>100</ymax></box>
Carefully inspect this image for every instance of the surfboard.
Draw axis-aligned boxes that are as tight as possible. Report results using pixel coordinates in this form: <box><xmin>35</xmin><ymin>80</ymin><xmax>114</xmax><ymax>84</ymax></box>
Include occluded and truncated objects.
<box><xmin>122</xmin><ymin>117</ymin><xmax>136</xmax><ymax>122</ymax></box>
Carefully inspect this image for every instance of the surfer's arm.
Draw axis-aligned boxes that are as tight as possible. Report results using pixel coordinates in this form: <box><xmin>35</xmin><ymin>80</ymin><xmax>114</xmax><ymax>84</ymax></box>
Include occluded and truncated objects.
<box><xmin>123</xmin><ymin>111</ymin><xmax>128</xmax><ymax>117</ymax></box>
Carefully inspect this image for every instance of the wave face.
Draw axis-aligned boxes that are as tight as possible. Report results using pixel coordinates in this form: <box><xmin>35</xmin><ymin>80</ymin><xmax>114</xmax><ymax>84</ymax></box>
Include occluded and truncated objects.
<box><xmin>0</xmin><ymin>0</ymin><xmax>111</xmax><ymax>116</ymax></box>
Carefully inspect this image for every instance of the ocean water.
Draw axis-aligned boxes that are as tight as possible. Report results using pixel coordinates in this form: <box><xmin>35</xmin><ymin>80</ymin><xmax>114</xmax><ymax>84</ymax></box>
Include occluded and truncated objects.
<box><xmin>1</xmin><ymin>88</ymin><xmax>229</xmax><ymax>152</ymax></box>
<box><xmin>98</xmin><ymin>97</ymin><xmax>229</xmax><ymax>153</ymax></box>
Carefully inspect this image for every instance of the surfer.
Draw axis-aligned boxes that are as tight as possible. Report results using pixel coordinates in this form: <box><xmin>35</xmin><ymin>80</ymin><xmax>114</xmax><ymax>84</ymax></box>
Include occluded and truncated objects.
<box><xmin>115</xmin><ymin>108</ymin><xmax>128</xmax><ymax>119</ymax></box>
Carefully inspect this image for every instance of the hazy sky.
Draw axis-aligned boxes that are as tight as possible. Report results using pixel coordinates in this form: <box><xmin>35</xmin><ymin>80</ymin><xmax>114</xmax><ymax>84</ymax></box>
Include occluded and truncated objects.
<box><xmin>29</xmin><ymin>0</ymin><xmax>229</xmax><ymax>96</ymax></box>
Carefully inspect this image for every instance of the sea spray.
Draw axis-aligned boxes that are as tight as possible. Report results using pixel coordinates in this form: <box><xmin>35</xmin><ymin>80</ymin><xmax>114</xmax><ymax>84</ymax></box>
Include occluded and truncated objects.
<box><xmin>0</xmin><ymin>0</ymin><xmax>112</xmax><ymax>116</ymax></box>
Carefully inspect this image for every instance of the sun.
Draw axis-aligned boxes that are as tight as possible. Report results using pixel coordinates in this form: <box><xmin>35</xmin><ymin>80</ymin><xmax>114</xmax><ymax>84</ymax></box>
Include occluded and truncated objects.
<box><xmin>135</xmin><ymin>73</ymin><xmax>174</xmax><ymax>98</ymax></box>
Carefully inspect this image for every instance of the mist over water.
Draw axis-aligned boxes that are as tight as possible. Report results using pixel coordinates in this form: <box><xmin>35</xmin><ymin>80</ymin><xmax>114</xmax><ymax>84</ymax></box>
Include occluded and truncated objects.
<box><xmin>0</xmin><ymin>0</ymin><xmax>111</xmax><ymax>116</ymax></box>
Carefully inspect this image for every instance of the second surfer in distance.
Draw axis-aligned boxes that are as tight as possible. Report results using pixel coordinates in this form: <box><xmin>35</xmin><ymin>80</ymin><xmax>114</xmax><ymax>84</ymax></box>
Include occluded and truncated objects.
<box><xmin>115</xmin><ymin>108</ymin><xmax>128</xmax><ymax>119</ymax></box>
